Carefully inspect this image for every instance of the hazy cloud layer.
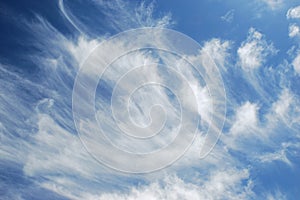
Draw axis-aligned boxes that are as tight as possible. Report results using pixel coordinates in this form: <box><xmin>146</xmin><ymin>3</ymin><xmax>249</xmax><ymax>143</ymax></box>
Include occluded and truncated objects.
<box><xmin>1</xmin><ymin>0</ymin><xmax>300</xmax><ymax>199</ymax></box>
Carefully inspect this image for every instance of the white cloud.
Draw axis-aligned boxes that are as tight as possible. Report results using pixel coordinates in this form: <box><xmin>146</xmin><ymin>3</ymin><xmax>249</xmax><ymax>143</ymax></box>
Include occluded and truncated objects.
<box><xmin>288</xmin><ymin>24</ymin><xmax>300</xmax><ymax>38</ymax></box>
<box><xmin>23</xmin><ymin>114</ymin><xmax>96</xmax><ymax>178</ymax></box>
<box><xmin>260</xmin><ymin>0</ymin><xmax>283</xmax><ymax>10</ymax></box>
<box><xmin>226</xmin><ymin>87</ymin><xmax>300</xmax><ymax>146</ymax></box>
<box><xmin>59</xmin><ymin>0</ymin><xmax>173</xmax><ymax>35</ymax></box>
<box><xmin>258</xmin><ymin>149</ymin><xmax>292</xmax><ymax>166</ymax></box>
<box><xmin>0</xmin><ymin>0</ymin><xmax>187</xmax><ymax>196</ymax></box>
<box><xmin>292</xmin><ymin>52</ymin><xmax>300</xmax><ymax>75</ymax></box>
<box><xmin>65</xmin><ymin>36</ymin><xmax>100</xmax><ymax>65</ymax></box>
<box><xmin>287</xmin><ymin>5</ymin><xmax>300</xmax><ymax>19</ymax></box>
<box><xmin>221</xmin><ymin>101</ymin><xmax>264</xmax><ymax>152</ymax></box>
<box><xmin>95</xmin><ymin>170</ymin><xmax>252</xmax><ymax>200</ymax></box>
<box><xmin>268</xmin><ymin>88</ymin><xmax>300</xmax><ymax>127</ymax></box>
<box><xmin>230</xmin><ymin>102</ymin><xmax>259</xmax><ymax>135</ymax></box>
<box><xmin>2</xmin><ymin>0</ymin><xmax>300</xmax><ymax>199</ymax></box>
<box><xmin>272</xmin><ymin>89</ymin><xmax>293</xmax><ymax>117</ymax></box>
<box><xmin>0</xmin><ymin>1</ymin><xmax>223</xmax><ymax>195</ymax></box>
<box><xmin>134</xmin><ymin>1</ymin><xmax>173</xmax><ymax>28</ymax></box>
<box><xmin>223</xmin><ymin>88</ymin><xmax>300</xmax><ymax>167</ymax></box>
<box><xmin>266</xmin><ymin>190</ymin><xmax>287</xmax><ymax>200</ymax></box>
<box><xmin>237</xmin><ymin>28</ymin><xmax>277</xmax><ymax>70</ymax></box>
<box><xmin>201</xmin><ymin>39</ymin><xmax>231</xmax><ymax>71</ymax></box>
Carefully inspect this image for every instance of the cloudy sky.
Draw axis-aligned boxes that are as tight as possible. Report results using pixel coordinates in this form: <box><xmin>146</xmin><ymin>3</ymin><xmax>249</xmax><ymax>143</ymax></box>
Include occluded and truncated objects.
<box><xmin>1</xmin><ymin>0</ymin><xmax>300</xmax><ymax>199</ymax></box>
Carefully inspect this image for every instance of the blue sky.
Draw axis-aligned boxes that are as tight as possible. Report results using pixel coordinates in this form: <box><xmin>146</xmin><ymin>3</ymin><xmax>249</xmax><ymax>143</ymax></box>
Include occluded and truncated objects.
<box><xmin>1</xmin><ymin>0</ymin><xmax>300</xmax><ymax>199</ymax></box>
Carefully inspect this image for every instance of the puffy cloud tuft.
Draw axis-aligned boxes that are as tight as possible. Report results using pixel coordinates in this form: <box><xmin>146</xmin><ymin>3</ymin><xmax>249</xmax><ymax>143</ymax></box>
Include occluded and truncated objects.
<box><xmin>237</xmin><ymin>28</ymin><xmax>277</xmax><ymax>70</ymax></box>
<box><xmin>292</xmin><ymin>53</ymin><xmax>300</xmax><ymax>75</ymax></box>
<box><xmin>288</xmin><ymin>24</ymin><xmax>300</xmax><ymax>38</ymax></box>
<box><xmin>287</xmin><ymin>5</ymin><xmax>300</xmax><ymax>19</ymax></box>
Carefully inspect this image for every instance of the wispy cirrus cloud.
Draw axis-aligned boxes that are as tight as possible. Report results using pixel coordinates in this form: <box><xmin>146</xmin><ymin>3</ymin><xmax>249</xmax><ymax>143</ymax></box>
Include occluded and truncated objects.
<box><xmin>260</xmin><ymin>0</ymin><xmax>283</xmax><ymax>10</ymax></box>
<box><xmin>95</xmin><ymin>170</ymin><xmax>252</xmax><ymax>200</ymax></box>
<box><xmin>1</xmin><ymin>0</ymin><xmax>300</xmax><ymax>199</ymax></box>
